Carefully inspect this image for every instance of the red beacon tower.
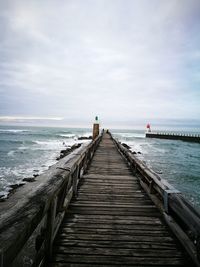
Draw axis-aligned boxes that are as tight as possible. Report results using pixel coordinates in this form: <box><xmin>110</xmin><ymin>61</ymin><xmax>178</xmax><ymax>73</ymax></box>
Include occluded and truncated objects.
<box><xmin>146</xmin><ymin>123</ymin><xmax>151</xmax><ymax>132</ymax></box>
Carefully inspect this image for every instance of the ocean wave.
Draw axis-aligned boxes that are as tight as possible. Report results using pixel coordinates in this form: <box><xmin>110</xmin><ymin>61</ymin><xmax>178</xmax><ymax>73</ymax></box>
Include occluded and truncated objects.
<box><xmin>113</xmin><ymin>132</ymin><xmax>145</xmax><ymax>139</ymax></box>
<box><xmin>32</xmin><ymin>139</ymin><xmax>74</xmax><ymax>151</ymax></box>
<box><xmin>34</xmin><ymin>140</ymin><xmax>63</xmax><ymax>146</ymax></box>
<box><xmin>0</xmin><ymin>129</ymin><xmax>30</xmax><ymax>134</ymax></box>
<box><xmin>59</xmin><ymin>134</ymin><xmax>76</xmax><ymax>138</ymax></box>
<box><xmin>0</xmin><ymin>139</ymin><xmax>24</xmax><ymax>145</ymax></box>
<box><xmin>78</xmin><ymin>132</ymin><xmax>92</xmax><ymax>138</ymax></box>
<box><xmin>59</xmin><ymin>131</ymin><xmax>73</xmax><ymax>134</ymax></box>
<box><xmin>18</xmin><ymin>146</ymin><xmax>31</xmax><ymax>150</ymax></box>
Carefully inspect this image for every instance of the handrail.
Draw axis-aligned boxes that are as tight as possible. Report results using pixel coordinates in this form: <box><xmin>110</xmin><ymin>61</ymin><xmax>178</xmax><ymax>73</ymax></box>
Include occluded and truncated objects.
<box><xmin>0</xmin><ymin>133</ymin><xmax>102</xmax><ymax>267</ymax></box>
<box><xmin>111</xmin><ymin>133</ymin><xmax>200</xmax><ymax>267</ymax></box>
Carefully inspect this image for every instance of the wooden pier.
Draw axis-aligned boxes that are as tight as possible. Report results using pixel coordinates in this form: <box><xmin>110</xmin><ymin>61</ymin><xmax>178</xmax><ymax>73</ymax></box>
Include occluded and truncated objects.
<box><xmin>50</xmin><ymin>133</ymin><xmax>193</xmax><ymax>266</ymax></box>
<box><xmin>0</xmin><ymin>132</ymin><xmax>200</xmax><ymax>267</ymax></box>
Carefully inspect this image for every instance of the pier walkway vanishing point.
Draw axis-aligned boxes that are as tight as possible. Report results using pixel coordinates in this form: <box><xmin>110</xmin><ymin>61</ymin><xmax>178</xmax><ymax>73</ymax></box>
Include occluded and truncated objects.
<box><xmin>50</xmin><ymin>133</ymin><xmax>194</xmax><ymax>267</ymax></box>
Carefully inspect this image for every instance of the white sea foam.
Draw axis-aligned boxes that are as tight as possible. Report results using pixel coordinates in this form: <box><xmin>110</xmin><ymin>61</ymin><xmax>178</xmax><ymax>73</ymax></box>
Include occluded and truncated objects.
<box><xmin>33</xmin><ymin>140</ymin><xmax>66</xmax><ymax>150</ymax></box>
<box><xmin>7</xmin><ymin>150</ymin><xmax>15</xmax><ymax>156</ymax></box>
<box><xmin>59</xmin><ymin>134</ymin><xmax>76</xmax><ymax>138</ymax></box>
<box><xmin>18</xmin><ymin>146</ymin><xmax>30</xmax><ymax>150</ymax></box>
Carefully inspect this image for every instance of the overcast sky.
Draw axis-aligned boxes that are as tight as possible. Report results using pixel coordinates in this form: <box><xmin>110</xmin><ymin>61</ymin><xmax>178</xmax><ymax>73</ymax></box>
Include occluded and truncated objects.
<box><xmin>0</xmin><ymin>0</ymin><xmax>200</xmax><ymax>127</ymax></box>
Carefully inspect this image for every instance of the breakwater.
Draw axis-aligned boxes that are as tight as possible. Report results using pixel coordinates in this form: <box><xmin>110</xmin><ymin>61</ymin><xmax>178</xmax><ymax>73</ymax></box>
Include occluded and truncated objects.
<box><xmin>146</xmin><ymin>132</ymin><xmax>200</xmax><ymax>143</ymax></box>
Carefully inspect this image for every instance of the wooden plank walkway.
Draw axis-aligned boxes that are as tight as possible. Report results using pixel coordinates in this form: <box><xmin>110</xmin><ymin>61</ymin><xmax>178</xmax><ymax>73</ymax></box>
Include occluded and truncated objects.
<box><xmin>50</xmin><ymin>133</ymin><xmax>193</xmax><ymax>267</ymax></box>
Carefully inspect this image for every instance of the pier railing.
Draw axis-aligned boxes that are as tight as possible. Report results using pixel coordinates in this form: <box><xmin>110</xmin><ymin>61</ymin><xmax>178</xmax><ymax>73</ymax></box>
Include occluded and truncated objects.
<box><xmin>0</xmin><ymin>134</ymin><xmax>102</xmax><ymax>267</ymax></box>
<box><xmin>112</xmin><ymin>135</ymin><xmax>200</xmax><ymax>267</ymax></box>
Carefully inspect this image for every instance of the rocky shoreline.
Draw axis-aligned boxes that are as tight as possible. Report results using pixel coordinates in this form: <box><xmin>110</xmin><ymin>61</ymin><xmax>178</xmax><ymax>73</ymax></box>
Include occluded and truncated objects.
<box><xmin>121</xmin><ymin>142</ymin><xmax>142</xmax><ymax>155</ymax></box>
<box><xmin>56</xmin><ymin>143</ymin><xmax>82</xmax><ymax>160</ymax></box>
<box><xmin>0</xmin><ymin>136</ymin><xmax>92</xmax><ymax>201</ymax></box>
<box><xmin>0</xmin><ymin>138</ymin><xmax>140</xmax><ymax>201</ymax></box>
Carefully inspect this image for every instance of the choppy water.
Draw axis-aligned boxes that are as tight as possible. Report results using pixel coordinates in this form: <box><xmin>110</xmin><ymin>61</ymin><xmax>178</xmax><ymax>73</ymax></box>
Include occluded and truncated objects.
<box><xmin>0</xmin><ymin>126</ymin><xmax>91</xmax><ymax>198</ymax></box>
<box><xmin>112</xmin><ymin>129</ymin><xmax>200</xmax><ymax>208</ymax></box>
<box><xmin>0</xmin><ymin>125</ymin><xmax>200</xmax><ymax>209</ymax></box>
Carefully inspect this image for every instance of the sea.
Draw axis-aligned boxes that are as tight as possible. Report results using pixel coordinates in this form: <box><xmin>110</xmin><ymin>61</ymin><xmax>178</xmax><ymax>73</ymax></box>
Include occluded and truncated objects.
<box><xmin>0</xmin><ymin>125</ymin><xmax>200</xmax><ymax>209</ymax></box>
<box><xmin>0</xmin><ymin>126</ymin><xmax>91</xmax><ymax>199</ymax></box>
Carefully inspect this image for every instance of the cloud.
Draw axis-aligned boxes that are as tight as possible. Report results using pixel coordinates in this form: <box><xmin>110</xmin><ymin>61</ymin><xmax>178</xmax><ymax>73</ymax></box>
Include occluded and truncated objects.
<box><xmin>0</xmin><ymin>0</ymin><xmax>200</xmax><ymax>126</ymax></box>
<box><xmin>0</xmin><ymin>116</ymin><xmax>63</xmax><ymax>122</ymax></box>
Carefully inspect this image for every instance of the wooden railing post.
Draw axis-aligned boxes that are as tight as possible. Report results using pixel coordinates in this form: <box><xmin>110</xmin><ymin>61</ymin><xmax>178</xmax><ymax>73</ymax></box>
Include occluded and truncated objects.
<box><xmin>0</xmin><ymin>249</ymin><xmax>3</xmax><ymax>267</ymax></box>
<box><xmin>46</xmin><ymin>196</ymin><xmax>57</xmax><ymax>261</ymax></box>
<box><xmin>72</xmin><ymin>166</ymin><xmax>79</xmax><ymax>197</ymax></box>
<box><xmin>163</xmin><ymin>189</ymin><xmax>180</xmax><ymax>213</ymax></box>
<box><xmin>197</xmin><ymin>239</ymin><xmax>200</xmax><ymax>261</ymax></box>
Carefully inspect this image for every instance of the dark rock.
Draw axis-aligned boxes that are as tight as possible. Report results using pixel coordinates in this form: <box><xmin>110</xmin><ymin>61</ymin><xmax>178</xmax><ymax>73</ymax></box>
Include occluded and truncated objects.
<box><xmin>60</xmin><ymin>149</ymin><xmax>67</xmax><ymax>154</ymax></box>
<box><xmin>5</xmin><ymin>183</ymin><xmax>25</xmax><ymax>199</ymax></box>
<box><xmin>33</xmin><ymin>174</ymin><xmax>39</xmax><ymax>177</ymax></box>
<box><xmin>78</xmin><ymin>136</ymin><xmax>92</xmax><ymax>140</ymax></box>
<box><xmin>0</xmin><ymin>183</ymin><xmax>26</xmax><ymax>200</ymax></box>
<box><xmin>10</xmin><ymin>183</ymin><xmax>25</xmax><ymax>189</ymax></box>
<box><xmin>23</xmin><ymin>177</ymin><xmax>36</xmax><ymax>182</ymax></box>
<box><xmin>122</xmin><ymin>143</ymin><xmax>131</xmax><ymax>150</ymax></box>
<box><xmin>57</xmin><ymin>143</ymin><xmax>82</xmax><ymax>160</ymax></box>
<box><xmin>132</xmin><ymin>151</ymin><xmax>137</xmax><ymax>154</ymax></box>
<box><xmin>137</xmin><ymin>151</ymin><xmax>142</xmax><ymax>154</ymax></box>
<box><xmin>0</xmin><ymin>193</ymin><xmax>6</xmax><ymax>201</ymax></box>
<box><xmin>71</xmin><ymin>143</ymin><xmax>81</xmax><ymax>149</ymax></box>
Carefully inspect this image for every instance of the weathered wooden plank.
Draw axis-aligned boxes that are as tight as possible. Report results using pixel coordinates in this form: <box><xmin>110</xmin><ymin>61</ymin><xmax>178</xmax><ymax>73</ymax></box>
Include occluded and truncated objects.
<box><xmin>76</xmin><ymin>192</ymin><xmax>149</xmax><ymax>198</ymax></box>
<box><xmin>73</xmin><ymin>202</ymin><xmax>154</xmax><ymax>207</ymax></box>
<box><xmin>68</xmin><ymin>204</ymin><xmax>157</xmax><ymax>210</ymax></box>
<box><xmin>53</xmin><ymin>239</ymin><xmax>179</xmax><ymax>249</ymax></box>
<box><xmin>73</xmin><ymin>198</ymin><xmax>153</xmax><ymax>205</ymax></box>
<box><xmin>81</xmin><ymin>182</ymin><xmax>137</xmax><ymax>186</ymax></box>
<box><xmin>60</xmin><ymin>228</ymin><xmax>172</xmax><ymax>237</ymax></box>
<box><xmin>70</xmin><ymin>201</ymin><xmax>153</xmax><ymax>208</ymax></box>
<box><xmin>61</xmin><ymin>221</ymin><xmax>167</xmax><ymax>229</ymax></box>
<box><xmin>57</xmin><ymin>233</ymin><xmax>174</xmax><ymax>242</ymax></box>
<box><xmin>62</xmin><ymin>218</ymin><xmax>164</xmax><ymax>226</ymax></box>
<box><xmin>53</xmin><ymin>246</ymin><xmax>183</xmax><ymax>257</ymax></box>
<box><xmin>52</xmin><ymin>254</ymin><xmax>185</xmax><ymax>265</ymax></box>
<box><xmin>50</xmin><ymin>264</ymin><xmax>185</xmax><ymax>267</ymax></box>
<box><xmin>83</xmin><ymin>174</ymin><xmax>137</xmax><ymax>179</ymax></box>
<box><xmin>67</xmin><ymin>208</ymin><xmax>160</xmax><ymax>216</ymax></box>
<box><xmin>78</xmin><ymin>188</ymin><xmax>141</xmax><ymax>193</ymax></box>
<box><xmin>79</xmin><ymin>183</ymin><xmax>140</xmax><ymax>188</ymax></box>
<box><xmin>64</xmin><ymin>214</ymin><xmax>163</xmax><ymax>221</ymax></box>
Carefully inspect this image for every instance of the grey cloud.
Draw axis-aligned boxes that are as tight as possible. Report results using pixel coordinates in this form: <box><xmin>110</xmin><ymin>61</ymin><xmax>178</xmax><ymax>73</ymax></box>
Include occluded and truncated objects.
<box><xmin>0</xmin><ymin>0</ymin><xmax>200</xmax><ymax>126</ymax></box>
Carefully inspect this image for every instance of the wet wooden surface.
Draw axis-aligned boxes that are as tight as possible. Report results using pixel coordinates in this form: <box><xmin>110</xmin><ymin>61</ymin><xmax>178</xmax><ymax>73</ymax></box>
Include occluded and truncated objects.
<box><xmin>50</xmin><ymin>133</ymin><xmax>192</xmax><ymax>267</ymax></box>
